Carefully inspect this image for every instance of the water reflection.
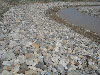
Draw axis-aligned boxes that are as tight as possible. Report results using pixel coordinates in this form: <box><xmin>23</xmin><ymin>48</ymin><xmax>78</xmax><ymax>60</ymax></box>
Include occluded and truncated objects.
<box><xmin>58</xmin><ymin>8</ymin><xmax>100</xmax><ymax>35</ymax></box>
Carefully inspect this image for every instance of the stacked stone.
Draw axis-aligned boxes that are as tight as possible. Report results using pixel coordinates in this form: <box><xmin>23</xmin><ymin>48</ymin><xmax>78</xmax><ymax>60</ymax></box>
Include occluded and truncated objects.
<box><xmin>0</xmin><ymin>2</ymin><xmax>100</xmax><ymax>75</ymax></box>
<box><xmin>77</xmin><ymin>6</ymin><xmax>100</xmax><ymax>18</ymax></box>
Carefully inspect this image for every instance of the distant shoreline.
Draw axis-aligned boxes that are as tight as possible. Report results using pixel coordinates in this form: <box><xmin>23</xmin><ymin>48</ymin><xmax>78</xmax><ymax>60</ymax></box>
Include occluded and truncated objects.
<box><xmin>46</xmin><ymin>3</ymin><xmax>100</xmax><ymax>44</ymax></box>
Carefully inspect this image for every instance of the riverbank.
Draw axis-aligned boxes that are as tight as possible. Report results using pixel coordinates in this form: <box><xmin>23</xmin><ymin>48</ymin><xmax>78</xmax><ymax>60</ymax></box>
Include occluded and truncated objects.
<box><xmin>0</xmin><ymin>2</ymin><xmax>100</xmax><ymax>75</ymax></box>
<box><xmin>77</xmin><ymin>6</ymin><xmax>100</xmax><ymax>18</ymax></box>
<box><xmin>46</xmin><ymin>3</ymin><xmax>100</xmax><ymax>44</ymax></box>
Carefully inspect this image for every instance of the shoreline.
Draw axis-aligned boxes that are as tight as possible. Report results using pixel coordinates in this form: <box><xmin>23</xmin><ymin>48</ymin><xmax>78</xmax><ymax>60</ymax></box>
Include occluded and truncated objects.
<box><xmin>76</xmin><ymin>6</ymin><xmax>100</xmax><ymax>18</ymax></box>
<box><xmin>46</xmin><ymin>4</ymin><xmax>100</xmax><ymax>44</ymax></box>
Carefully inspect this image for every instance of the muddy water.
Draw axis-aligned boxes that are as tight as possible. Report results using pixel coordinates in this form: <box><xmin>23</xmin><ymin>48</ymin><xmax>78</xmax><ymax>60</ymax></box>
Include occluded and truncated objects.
<box><xmin>58</xmin><ymin>8</ymin><xmax>100</xmax><ymax>35</ymax></box>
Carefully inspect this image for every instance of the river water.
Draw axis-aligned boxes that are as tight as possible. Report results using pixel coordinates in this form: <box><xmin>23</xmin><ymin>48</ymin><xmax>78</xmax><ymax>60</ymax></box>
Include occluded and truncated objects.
<box><xmin>57</xmin><ymin>7</ymin><xmax>100</xmax><ymax>35</ymax></box>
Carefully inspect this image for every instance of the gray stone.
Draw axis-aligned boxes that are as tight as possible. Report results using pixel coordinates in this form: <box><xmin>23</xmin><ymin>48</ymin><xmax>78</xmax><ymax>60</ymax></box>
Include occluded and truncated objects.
<box><xmin>0</xmin><ymin>51</ymin><xmax>3</xmax><ymax>58</ymax></box>
<box><xmin>9</xmin><ymin>40</ymin><xmax>17</xmax><ymax>48</ymax></box>
<box><xmin>1</xmin><ymin>51</ymin><xmax>15</xmax><ymax>60</ymax></box>
<box><xmin>1</xmin><ymin>70</ymin><xmax>13</xmax><ymax>75</ymax></box>
<box><xmin>0</xmin><ymin>21</ymin><xmax>3</xmax><ymax>25</ymax></box>
<box><xmin>35</xmin><ymin>61</ymin><xmax>46</xmax><ymax>70</ymax></box>
<box><xmin>2</xmin><ymin>61</ymin><xmax>11</xmax><ymax>66</ymax></box>
<box><xmin>68</xmin><ymin>70</ymin><xmax>82</xmax><ymax>75</ymax></box>
<box><xmin>18</xmin><ymin>63</ymin><xmax>29</xmax><ymax>74</ymax></box>
<box><xmin>96</xmin><ymin>69</ymin><xmax>100</xmax><ymax>75</ymax></box>
<box><xmin>52</xmin><ymin>68</ymin><xmax>57</xmax><ymax>72</ymax></box>
<box><xmin>25</xmin><ymin>70</ymin><xmax>37</xmax><ymax>75</ymax></box>
<box><xmin>17</xmin><ymin>55</ymin><xmax>26</xmax><ymax>64</ymax></box>
<box><xmin>26</xmin><ymin>59</ymin><xmax>36</xmax><ymax>66</ymax></box>
<box><xmin>0</xmin><ymin>60</ymin><xmax>3</xmax><ymax>73</ymax></box>
<box><xmin>12</xmin><ymin>64</ymin><xmax>20</xmax><ymax>73</ymax></box>
<box><xmin>43</xmin><ymin>58</ymin><xmax>52</xmax><ymax>66</ymax></box>
<box><xmin>0</xmin><ymin>33</ymin><xmax>5</xmax><ymax>41</ymax></box>
<box><xmin>57</xmin><ymin>64</ymin><xmax>65</xmax><ymax>74</ymax></box>
<box><xmin>0</xmin><ymin>1</ymin><xmax>100</xmax><ymax>75</ymax></box>
<box><xmin>59</xmin><ymin>58</ymin><xmax>68</xmax><ymax>69</ymax></box>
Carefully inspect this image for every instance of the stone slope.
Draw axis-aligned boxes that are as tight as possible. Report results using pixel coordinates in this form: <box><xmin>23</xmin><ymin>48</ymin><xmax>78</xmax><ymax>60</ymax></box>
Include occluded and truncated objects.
<box><xmin>0</xmin><ymin>2</ymin><xmax>100</xmax><ymax>75</ymax></box>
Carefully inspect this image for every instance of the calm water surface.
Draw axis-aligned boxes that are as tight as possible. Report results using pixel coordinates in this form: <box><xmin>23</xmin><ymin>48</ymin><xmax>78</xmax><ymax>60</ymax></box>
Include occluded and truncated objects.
<box><xmin>58</xmin><ymin>8</ymin><xmax>100</xmax><ymax>35</ymax></box>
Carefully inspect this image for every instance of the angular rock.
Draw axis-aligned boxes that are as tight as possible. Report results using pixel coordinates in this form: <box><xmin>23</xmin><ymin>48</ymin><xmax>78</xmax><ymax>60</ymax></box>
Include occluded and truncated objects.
<box><xmin>59</xmin><ymin>59</ymin><xmax>69</xmax><ymax>69</ymax></box>
<box><xmin>32</xmin><ymin>43</ymin><xmax>40</xmax><ymax>49</ymax></box>
<box><xmin>18</xmin><ymin>63</ymin><xmax>29</xmax><ymax>74</ymax></box>
<box><xmin>35</xmin><ymin>61</ymin><xmax>46</xmax><ymax>70</ymax></box>
<box><xmin>25</xmin><ymin>70</ymin><xmax>37</xmax><ymax>75</ymax></box>
<box><xmin>25</xmin><ymin>53</ymin><xmax>30</xmax><ymax>59</ymax></box>
<box><xmin>0</xmin><ymin>33</ymin><xmax>5</xmax><ymax>41</ymax></box>
<box><xmin>12</xmin><ymin>64</ymin><xmax>20</xmax><ymax>73</ymax></box>
<box><xmin>57</xmin><ymin>64</ymin><xmax>65</xmax><ymax>74</ymax></box>
<box><xmin>0</xmin><ymin>60</ymin><xmax>3</xmax><ymax>73</ymax></box>
<box><xmin>26</xmin><ymin>59</ymin><xmax>36</xmax><ymax>66</ymax></box>
<box><xmin>17</xmin><ymin>55</ymin><xmax>26</xmax><ymax>64</ymax></box>
<box><xmin>68</xmin><ymin>70</ymin><xmax>82</xmax><ymax>75</ymax></box>
<box><xmin>95</xmin><ymin>69</ymin><xmax>100</xmax><ymax>75</ymax></box>
<box><xmin>1</xmin><ymin>70</ymin><xmax>13</xmax><ymax>75</ymax></box>
<box><xmin>2</xmin><ymin>51</ymin><xmax>15</xmax><ymax>60</ymax></box>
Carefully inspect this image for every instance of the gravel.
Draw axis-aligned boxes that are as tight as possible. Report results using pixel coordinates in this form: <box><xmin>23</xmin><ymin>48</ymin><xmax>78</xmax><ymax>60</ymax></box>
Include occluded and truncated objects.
<box><xmin>0</xmin><ymin>2</ymin><xmax>100</xmax><ymax>75</ymax></box>
<box><xmin>77</xmin><ymin>6</ymin><xmax>100</xmax><ymax>18</ymax></box>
